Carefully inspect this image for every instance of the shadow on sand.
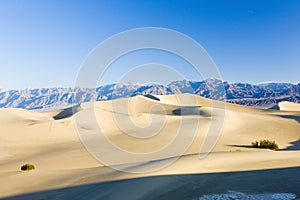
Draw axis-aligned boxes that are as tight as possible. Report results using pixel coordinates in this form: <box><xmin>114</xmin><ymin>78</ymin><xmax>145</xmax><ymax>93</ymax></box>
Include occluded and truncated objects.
<box><xmin>143</xmin><ymin>94</ymin><xmax>160</xmax><ymax>101</ymax></box>
<box><xmin>227</xmin><ymin>144</ymin><xmax>253</xmax><ymax>149</ymax></box>
<box><xmin>281</xmin><ymin>139</ymin><xmax>300</xmax><ymax>151</ymax></box>
<box><xmin>172</xmin><ymin>106</ymin><xmax>209</xmax><ymax>116</ymax></box>
<box><xmin>53</xmin><ymin>105</ymin><xmax>82</xmax><ymax>120</ymax></box>
<box><xmin>279</xmin><ymin>115</ymin><xmax>300</xmax><ymax>123</ymax></box>
<box><xmin>3</xmin><ymin>167</ymin><xmax>300</xmax><ymax>200</ymax></box>
<box><xmin>228</xmin><ymin>143</ymin><xmax>300</xmax><ymax>151</ymax></box>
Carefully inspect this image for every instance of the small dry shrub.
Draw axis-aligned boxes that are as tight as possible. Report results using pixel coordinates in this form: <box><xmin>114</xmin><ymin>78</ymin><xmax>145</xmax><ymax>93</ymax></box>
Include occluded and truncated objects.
<box><xmin>251</xmin><ymin>139</ymin><xmax>279</xmax><ymax>151</ymax></box>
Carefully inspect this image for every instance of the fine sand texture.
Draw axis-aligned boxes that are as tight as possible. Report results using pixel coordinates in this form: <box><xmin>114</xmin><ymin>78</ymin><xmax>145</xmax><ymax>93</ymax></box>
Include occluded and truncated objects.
<box><xmin>0</xmin><ymin>94</ymin><xmax>300</xmax><ymax>199</ymax></box>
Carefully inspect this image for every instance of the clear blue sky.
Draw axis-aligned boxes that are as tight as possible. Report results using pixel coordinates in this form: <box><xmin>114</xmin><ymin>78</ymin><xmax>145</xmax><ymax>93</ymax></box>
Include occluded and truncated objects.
<box><xmin>0</xmin><ymin>0</ymin><xmax>299</xmax><ymax>89</ymax></box>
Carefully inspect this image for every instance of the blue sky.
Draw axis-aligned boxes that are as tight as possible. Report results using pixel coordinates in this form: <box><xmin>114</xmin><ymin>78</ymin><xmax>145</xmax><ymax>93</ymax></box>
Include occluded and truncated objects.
<box><xmin>0</xmin><ymin>0</ymin><xmax>299</xmax><ymax>89</ymax></box>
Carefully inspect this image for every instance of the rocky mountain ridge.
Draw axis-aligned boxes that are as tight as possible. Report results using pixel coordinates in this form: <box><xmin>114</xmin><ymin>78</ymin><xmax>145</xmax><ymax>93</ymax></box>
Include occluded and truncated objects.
<box><xmin>0</xmin><ymin>79</ymin><xmax>299</xmax><ymax>110</ymax></box>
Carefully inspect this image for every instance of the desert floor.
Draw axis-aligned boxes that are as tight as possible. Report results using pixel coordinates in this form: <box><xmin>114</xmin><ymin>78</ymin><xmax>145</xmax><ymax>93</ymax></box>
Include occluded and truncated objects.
<box><xmin>0</xmin><ymin>94</ymin><xmax>300</xmax><ymax>199</ymax></box>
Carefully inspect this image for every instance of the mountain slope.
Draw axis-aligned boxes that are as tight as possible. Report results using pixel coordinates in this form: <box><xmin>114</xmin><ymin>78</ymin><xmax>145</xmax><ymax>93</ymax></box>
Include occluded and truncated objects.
<box><xmin>0</xmin><ymin>80</ymin><xmax>299</xmax><ymax>110</ymax></box>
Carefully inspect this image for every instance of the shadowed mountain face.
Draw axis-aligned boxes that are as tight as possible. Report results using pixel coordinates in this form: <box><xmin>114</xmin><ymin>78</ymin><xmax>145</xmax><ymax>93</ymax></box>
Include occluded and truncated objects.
<box><xmin>0</xmin><ymin>80</ymin><xmax>299</xmax><ymax>110</ymax></box>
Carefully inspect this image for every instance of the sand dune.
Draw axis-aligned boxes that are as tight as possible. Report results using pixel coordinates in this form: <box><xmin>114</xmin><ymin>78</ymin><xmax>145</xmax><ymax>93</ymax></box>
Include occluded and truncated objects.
<box><xmin>279</xmin><ymin>101</ymin><xmax>300</xmax><ymax>111</ymax></box>
<box><xmin>0</xmin><ymin>94</ymin><xmax>300</xmax><ymax>199</ymax></box>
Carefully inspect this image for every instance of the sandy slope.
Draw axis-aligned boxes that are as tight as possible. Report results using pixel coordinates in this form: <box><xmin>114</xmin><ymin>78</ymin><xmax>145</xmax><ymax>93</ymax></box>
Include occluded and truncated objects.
<box><xmin>279</xmin><ymin>101</ymin><xmax>300</xmax><ymax>111</ymax></box>
<box><xmin>0</xmin><ymin>94</ymin><xmax>300</xmax><ymax>199</ymax></box>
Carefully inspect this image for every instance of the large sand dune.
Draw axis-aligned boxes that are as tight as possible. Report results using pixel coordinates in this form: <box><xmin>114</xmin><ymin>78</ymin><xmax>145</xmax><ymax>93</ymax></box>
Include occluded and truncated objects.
<box><xmin>0</xmin><ymin>94</ymin><xmax>300</xmax><ymax>199</ymax></box>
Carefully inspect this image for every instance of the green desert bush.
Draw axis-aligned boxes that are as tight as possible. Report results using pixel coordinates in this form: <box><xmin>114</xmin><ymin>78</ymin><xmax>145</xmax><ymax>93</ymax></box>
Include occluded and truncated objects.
<box><xmin>251</xmin><ymin>139</ymin><xmax>279</xmax><ymax>151</ymax></box>
<box><xmin>21</xmin><ymin>163</ymin><xmax>35</xmax><ymax>171</ymax></box>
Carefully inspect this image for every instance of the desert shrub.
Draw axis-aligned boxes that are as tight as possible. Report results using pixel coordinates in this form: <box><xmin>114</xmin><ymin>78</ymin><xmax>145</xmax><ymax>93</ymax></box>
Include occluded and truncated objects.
<box><xmin>251</xmin><ymin>139</ymin><xmax>279</xmax><ymax>151</ymax></box>
<box><xmin>251</xmin><ymin>140</ymin><xmax>259</xmax><ymax>147</ymax></box>
<box><xmin>21</xmin><ymin>163</ymin><xmax>35</xmax><ymax>171</ymax></box>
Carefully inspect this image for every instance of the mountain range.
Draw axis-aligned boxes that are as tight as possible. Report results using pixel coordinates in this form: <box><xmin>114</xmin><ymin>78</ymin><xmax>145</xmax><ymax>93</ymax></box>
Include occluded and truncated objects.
<box><xmin>0</xmin><ymin>79</ymin><xmax>299</xmax><ymax>110</ymax></box>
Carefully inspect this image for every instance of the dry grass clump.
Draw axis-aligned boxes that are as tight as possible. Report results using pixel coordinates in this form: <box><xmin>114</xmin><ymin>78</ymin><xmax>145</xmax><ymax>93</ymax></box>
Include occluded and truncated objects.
<box><xmin>21</xmin><ymin>163</ymin><xmax>35</xmax><ymax>171</ymax></box>
<box><xmin>251</xmin><ymin>139</ymin><xmax>279</xmax><ymax>151</ymax></box>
